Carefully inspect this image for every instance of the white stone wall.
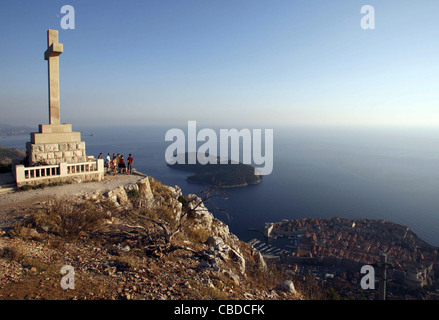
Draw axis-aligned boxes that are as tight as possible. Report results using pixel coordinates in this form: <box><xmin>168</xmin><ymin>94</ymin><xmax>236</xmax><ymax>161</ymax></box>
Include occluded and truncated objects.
<box><xmin>15</xmin><ymin>159</ymin><xmax>105</xmax><ymax>188</ymax></box>
<box><xmin>27</xmin><ymin>141</ymin><xmax>87</xmax><ymax>165</ymax></box>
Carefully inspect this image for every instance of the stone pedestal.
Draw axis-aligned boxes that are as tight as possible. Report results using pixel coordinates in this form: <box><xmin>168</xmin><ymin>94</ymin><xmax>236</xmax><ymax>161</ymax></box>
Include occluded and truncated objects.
<box><xmin>26</xmin><ymin>124</ymin><xmax>87</xmax><ymax>165</ymax></box>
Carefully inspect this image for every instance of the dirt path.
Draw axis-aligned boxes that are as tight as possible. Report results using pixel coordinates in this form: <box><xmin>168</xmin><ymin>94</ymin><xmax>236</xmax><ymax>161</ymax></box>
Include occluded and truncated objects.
<box><xmin>0</xmin><ymin>171</ymin><xmax>146</xmax><ymax>228</ymax></box>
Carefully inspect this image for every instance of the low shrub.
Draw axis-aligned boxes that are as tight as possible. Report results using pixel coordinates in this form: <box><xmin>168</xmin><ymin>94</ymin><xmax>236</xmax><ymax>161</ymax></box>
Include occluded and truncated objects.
<box><xmin>184</xmin><ymin>225</ymin><xmax>210</xmax><ymax>244</ymax></box>
<box><xmin>112</xmin><ymin>255</ymin><xmax>139</xmax><ymax>271</ymax></box>
<box><xmin>0</xmin><ymin>246</ymin><xmax>24</xmax><ymax>262</ymax></box>
<box><xmin>149</xmin><ymin>178</ymin><xmax>173</xmax><ymax>200</ymax></box>
<box><xmin>24</xmin><ymin>199</ymin><xmax>108</xmax><ymax>241</ymax></box>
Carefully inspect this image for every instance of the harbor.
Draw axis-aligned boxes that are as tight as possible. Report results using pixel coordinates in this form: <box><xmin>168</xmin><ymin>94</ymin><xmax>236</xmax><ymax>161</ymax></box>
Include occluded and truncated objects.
<box><xmin>247</xmin><ymin>233</ymin><xmax>302</xmax><ymax>263</ymax></box>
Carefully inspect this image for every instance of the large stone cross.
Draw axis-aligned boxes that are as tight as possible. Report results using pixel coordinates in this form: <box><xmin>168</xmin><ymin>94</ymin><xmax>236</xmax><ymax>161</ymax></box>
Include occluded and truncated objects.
<box><xmin>25</xmin><ymin>29</ymin><xmax>88</xmax><ymax>168</ymax></box>
<box><xmin>44</xmin><ymin>29</ymin><xmax>63</xmax><ymax>125</ymax></box>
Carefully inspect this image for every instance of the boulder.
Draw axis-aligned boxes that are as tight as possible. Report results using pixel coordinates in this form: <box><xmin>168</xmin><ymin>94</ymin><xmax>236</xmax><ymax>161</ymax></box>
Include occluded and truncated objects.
<box><xmin>168</xmin><ymin>185</ymin><xmax>183</xmax><ymax>199</ymax></box>
<box><xmin>206</xmin><ymin>235</ymin><xmax>224</xmax><ymax>247</ymax></box>
<box><xmin>230</xmin><ymin>248</ymin><xmax>246</xmax><ymax>275</ymax></box>
<box><xmin>275</xmin><ymin>280</ymin><xmax>296</xmax><ymax>294</ymax></box>
<box><xmin>124</xmin><ymin>183</ymin><xmax>139</xmax><ymax>193</ymax></box>
<box><xmin>137</xmin><ymin>178</ymin><xmax>154</xmax><ymax>202</ymax></box>
<box><xmin>252</xmin><ymin>248</ymin><xmax>267</xmax><ymax>272</ymax></box>
<box><xmin>106</xmin><ymin>186</ymin><xmax>129</xmax><ymax>207</ymax></box>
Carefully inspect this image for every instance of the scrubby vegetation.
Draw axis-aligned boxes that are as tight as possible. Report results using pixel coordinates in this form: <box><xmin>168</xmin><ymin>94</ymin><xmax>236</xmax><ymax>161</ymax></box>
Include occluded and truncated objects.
<box><xmin>0</xmin><ymin>146</ymin><xmax>25</xmax><ymax>172</ymax></box>
<box><xmin>0</xmin><ymin>246</ymin><xmax>25</xmax><ymax>262</ymax></box>
<box><xmin>10</xmin><ymin>198</ymin><xmax>112</xmax><ymax>241</ymax></box>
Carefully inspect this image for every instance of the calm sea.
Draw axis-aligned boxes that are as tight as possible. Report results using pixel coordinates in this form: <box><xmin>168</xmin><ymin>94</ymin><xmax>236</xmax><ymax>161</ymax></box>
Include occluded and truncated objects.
<box><xmin>2</xmin><ymin>125</ymin><xmax>439</xmax><ymax>246</ymax></box>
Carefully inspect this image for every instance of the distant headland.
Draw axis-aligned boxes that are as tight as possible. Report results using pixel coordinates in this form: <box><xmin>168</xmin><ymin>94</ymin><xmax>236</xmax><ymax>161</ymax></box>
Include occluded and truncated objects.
<box><xmin>167</xmin><ymin>152</ymin><xmax>262</xmax><ymax>188</ymax></box>
<box><xmin>0</xmin><ymin>124</ymin><xmax>32</xmax><ymax>137</ymax></box>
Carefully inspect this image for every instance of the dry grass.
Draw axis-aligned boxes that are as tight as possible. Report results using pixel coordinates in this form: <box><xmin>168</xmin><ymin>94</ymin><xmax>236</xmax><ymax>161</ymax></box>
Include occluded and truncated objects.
<box><xmin>9</xmin><ymin>226</ymin><xmax>42</xmax><ymax>241</ymax></box>
<box><xmin>0</xmin><ymin>246</ymin><xmax>25</xmax><ymax>262</ymax></box>
<box><xmin>0</xmin><ymin>245</ymin><xmax>49</xmax><ymax>272</ymax></box>
<box><xmin>11</xmin><ymin>198</ymin><xmax>109</xmax><ymax>241</ymax></box>
<box><xmin>112</xmin><ymin>254</ymin><xmax>141</xmax><ymax>271</ymax></box>
<box><xmin>149</xmin><ymin>178</ymin><xmax>173</xmax><ymax>200</ymax></box>
<box><xmin>126</xmin><ymin>188</ymin><xmax>144</xmax><ymax>208</ymax></box>
<box><xmin>183</xmin><ymin>225</ymin><xmax>210</xmax><ymax>244</ymax></box>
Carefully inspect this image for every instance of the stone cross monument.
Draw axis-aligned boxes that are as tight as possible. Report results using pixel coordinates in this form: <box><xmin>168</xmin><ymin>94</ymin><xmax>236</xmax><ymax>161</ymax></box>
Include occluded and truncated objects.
<box><xmin>26</xmin><ymin>29</ymin><xmax>87</xmax><ymax>166</ymax></box>
<box><xmin>45</xmin><ymin>29</ymin><xmax>63</xmax><ymax>125</ymax></box>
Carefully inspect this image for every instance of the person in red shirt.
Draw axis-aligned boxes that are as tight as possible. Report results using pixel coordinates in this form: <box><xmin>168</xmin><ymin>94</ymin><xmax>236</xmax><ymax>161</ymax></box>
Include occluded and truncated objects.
<box><xmin>127</xmin><ymin>154</ymin><xmax>134</xmax><ymax>175</ymax></box>
<box><xmin>119</xmin><ymin>155</ymin><xmax>126</xmax><ymax>174</ymax></box>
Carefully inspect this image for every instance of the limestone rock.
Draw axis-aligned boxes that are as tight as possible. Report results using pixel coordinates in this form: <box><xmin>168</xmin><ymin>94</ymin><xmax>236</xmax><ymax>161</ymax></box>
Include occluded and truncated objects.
<box><xmin>186</xmin><ymin>194</ymin><xmax>213</xmax><ymax>227</ymax></box>
<box><xmin>137</xmin><ymin>178</ymin><xmax>154</xmax><ymax>202</ymax></box>
<box><xmin>168</xmin><ymin>185</ymin><xmax>183</xmax><ymax>199</ymax></box>
<box><xmin>222</xmin><ymin>270</ymin><xmax>240</xmax><ymax>285</ymax></box>
<box><xmin>229</xmin><ymin>248</ymin><xmax>246</xmax><ymax>275</ymax></box>
<box><xmin>124</xmin><ymin>183</ymin><xmax>139</xmax><ymax>193</ymax></box>
<box><xmin>210</xmin><ymin>219</ymin><xmax>240</xmax><ymax>248</ymax></box>
<box><xmin>106</xmin><ymin>186</ymin><xmax>129</xmax><ymax>207</ymax></box>
<box><xmin>119</xmin><ymin>245</ymin><xmax>131</xmax><ymax>253</ymax></box>
<box><xmin>251</xmin><ymin>248</ymin><xmax>267</xmax><ymax>272</ymax></box>
<box><xmin>206</xmin><ymin>235</ymin><xmax>224</xmax><ymax>248</ymax></box>
<box><xmin>275</xmin><ymin>280</ymin><xmax>296</xmax><ymax>294</ymax></box>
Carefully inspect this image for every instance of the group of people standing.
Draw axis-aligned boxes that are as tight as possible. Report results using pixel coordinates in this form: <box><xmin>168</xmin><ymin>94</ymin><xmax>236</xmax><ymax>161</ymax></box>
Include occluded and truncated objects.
<box><xmin>98</xmin><ymin>153</ymin><xmax>134</xmax><ymax>175</ymax></box>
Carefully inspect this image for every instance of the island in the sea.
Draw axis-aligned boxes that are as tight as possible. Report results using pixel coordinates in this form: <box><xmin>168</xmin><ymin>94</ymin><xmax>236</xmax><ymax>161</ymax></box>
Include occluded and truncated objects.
<box><xmin>167</xmin><ymin>152</ymin><xmax>262</xmax><ymax>188</ymax></box>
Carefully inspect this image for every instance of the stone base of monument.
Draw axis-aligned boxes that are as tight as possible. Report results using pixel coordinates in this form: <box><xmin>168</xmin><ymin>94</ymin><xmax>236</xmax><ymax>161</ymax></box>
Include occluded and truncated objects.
<box><xmin>26</xmin><ymin>124</ymin><xmax>87</xmax><ymax>166</ymax></box>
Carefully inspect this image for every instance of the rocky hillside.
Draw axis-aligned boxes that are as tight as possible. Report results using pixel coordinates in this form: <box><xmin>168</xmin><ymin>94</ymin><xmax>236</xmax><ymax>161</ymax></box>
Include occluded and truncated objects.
<box><xmin>0</xmin><ymin>146</ymin><xmax>25</xmax><ymax>173</ymax></box>
<box><xmin>0</xmin><ymin>175</ymin><xmax>302</xmax><ymax>300</ymax></box>
<box><xmin>0</xmin><ymin>146</ymin><xmax>26</xmax><ymax>163</ymax></box>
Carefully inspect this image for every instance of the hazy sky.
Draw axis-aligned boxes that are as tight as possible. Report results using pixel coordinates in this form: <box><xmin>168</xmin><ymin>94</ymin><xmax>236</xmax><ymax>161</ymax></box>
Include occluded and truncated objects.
<box><xmin>1</xmin><ymin>0</ymin><xmax>438</xmax><ymax>128</ymax></box>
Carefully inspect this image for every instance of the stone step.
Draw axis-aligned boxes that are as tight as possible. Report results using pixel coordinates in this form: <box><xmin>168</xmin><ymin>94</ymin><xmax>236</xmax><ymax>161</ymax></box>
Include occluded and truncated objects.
<box><xmin>0</xmin><ymin>182</ymin><xmax>16</xmax><ymax>189</ymax></box>
<box><xmin>0</xmin><ymin>186</ymin><xmax>16</xmax><ymax>194</ymax></box>
<box><xmin>0</xmin><ymin>174</ymin><xmax>17</xmax><ymax>194</ymax></box>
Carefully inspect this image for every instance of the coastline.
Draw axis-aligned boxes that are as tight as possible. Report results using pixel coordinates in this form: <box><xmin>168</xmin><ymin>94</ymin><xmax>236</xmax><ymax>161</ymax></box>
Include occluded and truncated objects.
<box><xmin>185</xmin><ymin>175</ymin><xmax>262</xmax><ymax>189</ymax></box>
